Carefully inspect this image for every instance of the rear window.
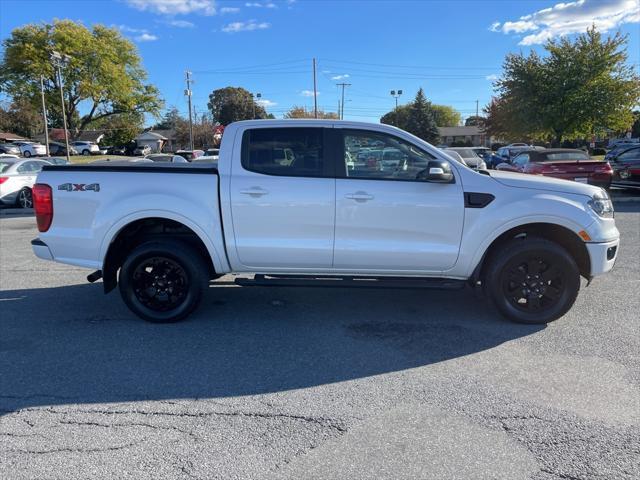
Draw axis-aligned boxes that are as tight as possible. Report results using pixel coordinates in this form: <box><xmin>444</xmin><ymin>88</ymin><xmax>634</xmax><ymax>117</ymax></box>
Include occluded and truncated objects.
<box><xmin>542</xmin><ymin>152</ymin><xmax>589</xmax><ymax>162</ymax></box>
<box><xmin>0</xmin><ymin>162</ymin><xmax>14</xmax><ymax>173</ymax></box>
<box><xmin>242</xmin><ymin>128</ymin><xmax>325</xmax><ymax>177</ymax></box>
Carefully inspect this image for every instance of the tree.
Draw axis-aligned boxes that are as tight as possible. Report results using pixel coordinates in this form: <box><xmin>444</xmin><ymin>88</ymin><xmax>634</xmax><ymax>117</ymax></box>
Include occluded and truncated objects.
<box><xmin>405</xmin><ymin>88</ymin><xmax>440</xmax><ymax>143</ymax></box>
<box><xmin>0</xmin><ymin>20</ymin><xmax>163</xmax><ymax>138</ymax></box>
<box><xmin>0</xmin><ymin>98</ymin><xmax>43</xmax><ymax>138</ymax></box>
<box><xmin>153</xmin><ymin>107</ymin><xmax>182</xmax><ymax>131</ymax></box>
<box><xmin>630</xmin><ymin>110</ymin><xmax>640</xmax><ymax>138</ymax></box>
<box><xmin>283</xmin><ymin>106</ymin><xmax>339</xmax><ymax>119</ymax></box>
<box><xmin>92</xmin><ymin>112</ymin><xmax>144</xmax><ymax>146</ymax></box>
<box><xmin>431</xmin><ymin>104</ymin><xmax>461</xmax><ymax>127</ymax></box>
<box><xmin>207</xmin><ymin>87</ymin><xmax>267</xmax><ymax>125</ymax></box>
<box><xmin>490</xmin><ymin>27</ymin><xmax>640</xmax><ymax>145</ymax></box>
<box><xmin>465</xmin><ymin>115</ymin><xmax>486</xmax><ymax>127</ymax></box>
<box><xmin>380</xmin><ymin>104</ymin><xmax>410</xmax><ymax>130</ymax></box>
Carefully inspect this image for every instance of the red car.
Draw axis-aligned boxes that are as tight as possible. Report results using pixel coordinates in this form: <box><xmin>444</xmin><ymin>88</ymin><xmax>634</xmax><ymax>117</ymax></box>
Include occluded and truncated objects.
<box><xmin>496</xmin><ymin>148</ymin><xmax>612</xmax><ymax>189</ymax></box>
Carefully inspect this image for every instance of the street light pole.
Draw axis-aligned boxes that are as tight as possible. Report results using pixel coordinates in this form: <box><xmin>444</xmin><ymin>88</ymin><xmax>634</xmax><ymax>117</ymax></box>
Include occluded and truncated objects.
<box><xmin>51</xmin><ymin>51</ymin><xmax>71</xmax><ymax>163</ymax></box>
<box><xmin>390</xmin><ymin>90</ymin><xmax>403</xmax><ymax>127</ymax></box>
<box><xmin>337</xmin><ymin>82</ymin><xmax>351</xmax><ymax>120</ymax></box>
<box><xmin>185</xmin><ymin>70</ymin><xmax>194</xmax><ymax>151</ymax></box>
<box><xmin>40</xmin><ymin>76</ymin><xmax>50</xmax><ymax>157</ymax></box>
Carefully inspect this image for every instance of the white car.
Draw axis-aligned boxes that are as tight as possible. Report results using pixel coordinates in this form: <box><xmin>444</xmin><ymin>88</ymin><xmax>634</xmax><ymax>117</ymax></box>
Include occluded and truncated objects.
<box><xmin>145</xmin><ymin>154</ymin><xmax>189</xmax><ymax>163</ymax></box>
<box><xmin>0</xmin><ymin>158</ymin><xmax>51</xmax><ymax>208</ymax></box>
<box><xmin>71</xmin><ymin>141</ymin><xmax>100</xmax><ymax>156</ymax></box>
<box><xmin>443</xmin><ymin>147</ymin><xmax>487</xmax><ymax>170</ymax></box>
<box><xmin>32</xmin><ymin>120</ymin><xmax>619</xmax><ymax>324</ymax></box>
<box><xmin>12</xmin><ymin>141</ymin><xmax>47</xmax><ymax>157</ymax></box>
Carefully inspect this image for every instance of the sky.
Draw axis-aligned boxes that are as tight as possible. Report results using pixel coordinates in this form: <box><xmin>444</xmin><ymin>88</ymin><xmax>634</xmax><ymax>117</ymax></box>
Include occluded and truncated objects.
<box><xmin>0</xmin><ymin>0</ymin><xmax>639</xmax><ymax>125</ymax></box>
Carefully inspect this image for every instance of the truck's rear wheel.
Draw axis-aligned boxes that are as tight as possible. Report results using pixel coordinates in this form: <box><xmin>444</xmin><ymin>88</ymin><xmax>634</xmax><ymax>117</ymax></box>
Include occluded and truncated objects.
<box><xmin>118</xmin><ymin>240</ymin><xmax>208</xmax><ymax>323</ymax></box>
<box><xmin>485</xmin><ymin>237</ymin><xmax>580</xmax><ymax>324</ymax></box>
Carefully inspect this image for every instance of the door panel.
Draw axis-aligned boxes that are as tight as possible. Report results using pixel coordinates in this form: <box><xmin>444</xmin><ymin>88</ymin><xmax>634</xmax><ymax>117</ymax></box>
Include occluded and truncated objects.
<box><xmin>334</xmin><ymin>130</ymin><xmax>464</xmax><ymax>272</ymax></box>
<box><xmin>230</xmin><ymin>127</ymin><xmax>335</xmax><ymax>269</ymax></box>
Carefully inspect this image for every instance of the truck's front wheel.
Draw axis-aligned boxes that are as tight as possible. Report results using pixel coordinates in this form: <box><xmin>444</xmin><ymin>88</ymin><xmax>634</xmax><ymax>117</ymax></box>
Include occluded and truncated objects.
<box><xmin>485</xmin><ymin>237</ymin><xmax>580</xmax><ymax>324</ymax></box>
<box><xmin>119</xmin><ymin>240</ymin><xmax>208</xmax><ymax>323</ymax></box>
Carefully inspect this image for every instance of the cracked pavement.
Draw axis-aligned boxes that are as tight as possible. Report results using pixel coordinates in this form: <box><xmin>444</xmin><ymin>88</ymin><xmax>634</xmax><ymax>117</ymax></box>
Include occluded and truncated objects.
<box><xmin>1</xmin><ymin>203</ymin><xmax>639</xmax><ymax>479</ymax></box>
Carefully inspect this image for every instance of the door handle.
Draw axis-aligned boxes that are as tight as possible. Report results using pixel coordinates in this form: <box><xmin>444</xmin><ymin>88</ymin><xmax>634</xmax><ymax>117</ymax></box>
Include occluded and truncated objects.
<box><xmin>240</xmin><ymin>187</ymin><xmax>269</xmax><ymax>197</ymax></box>
<box><xmin>345</xmin><ymin>192</ymin><xmax>374</xmax><ymax>202</ymax></box>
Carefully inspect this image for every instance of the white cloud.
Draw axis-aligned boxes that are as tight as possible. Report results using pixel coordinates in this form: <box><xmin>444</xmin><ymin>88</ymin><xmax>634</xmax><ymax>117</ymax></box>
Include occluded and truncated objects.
<box><xmin>115</xmin><ymin>24</ymin><xmax>146</xmax><ymax>33</ymax></box>
<box><xmin>486</xmin><ymin>74</ymin><xmax>499</xmax><ymax>81</ymax></box>
<box><xmin>256</xmin><ymin>99</ymin><xmax>277</xmax><ymax>107</ymax></box>
<box><xmin>221</xmin><ymin>6</ymin><xmax>240</xmax><ymax>13</ymax></box>
<box><xmin>222</xmin><ymin>20</ymin><xmax>271</xmax><ymax>32</ymax></box>
<box><xmin>167</xmin><ymin>19</ymin><xmax>195</xmax><ymax>27</ymax></box>
<box><xmin>300</xmin><ymin>90</ymin><xmax>318</xmax><ymax>97</ymax></box>
<box><xmin>245</xmin><ymin>2</ymin><xmax>277</xmax><ymax>7</ymax></box>
<box><xmin>331</xmin><ymin>74</ymin><xmax>350</xmax><ymax>80</ymax></box>
<box><xmin>490</xmin><ymin>0</ymin><xmax>640</xmax><ymax>45</ymax></box>
<box><xmin>124</xmin><ymin>0</ymin><xmax>216</xmax><ymax>16</ymax></box>
<box><xmin>135</xmin><ymin>33</ymin><xmax>159</xmax><ymax>41</ymax></box>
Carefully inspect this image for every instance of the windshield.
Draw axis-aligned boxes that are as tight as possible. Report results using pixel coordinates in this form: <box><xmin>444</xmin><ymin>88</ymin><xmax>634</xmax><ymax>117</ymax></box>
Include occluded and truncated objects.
<box><xmin>542</xmin><ymin>152</ymin><xmax>590</xmax><ymax>162</ymax></box>
<box><xmin>449</xmin><ymin>148</ymin><xmax>479</xmax><ymax>159</ymax></box>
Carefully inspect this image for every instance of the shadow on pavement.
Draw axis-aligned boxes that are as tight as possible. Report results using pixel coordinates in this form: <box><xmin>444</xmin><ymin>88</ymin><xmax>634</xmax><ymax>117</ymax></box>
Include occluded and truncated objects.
<box><xmin>0</xmin><ymin>282</ymin><xmax>544</xmax><ymax>414</ymax></box>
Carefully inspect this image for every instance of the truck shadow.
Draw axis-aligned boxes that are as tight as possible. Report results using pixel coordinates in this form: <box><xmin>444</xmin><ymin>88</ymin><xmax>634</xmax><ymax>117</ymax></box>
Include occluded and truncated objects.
<box><xmin>0</xmin><ymin>282</ymin><xmax>544</xmax><ymax>414</ymax></box>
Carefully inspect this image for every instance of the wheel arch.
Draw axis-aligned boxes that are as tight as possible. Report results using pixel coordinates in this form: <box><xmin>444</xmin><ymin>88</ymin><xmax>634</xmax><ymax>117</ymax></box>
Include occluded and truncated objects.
<box><xmin>101</xmin><ymin>213</ymin><xmax>225</xmax><ymax>293</ymax></box>
<box><xmin>471</xmin><ymin>222</ymin><xmax>591</xmax><ymax>284</ymax></box>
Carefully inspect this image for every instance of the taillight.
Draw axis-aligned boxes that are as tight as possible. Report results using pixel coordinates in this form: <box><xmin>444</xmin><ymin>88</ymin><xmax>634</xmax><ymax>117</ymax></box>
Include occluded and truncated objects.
<box><xmin>32</xmin><ymin>183</ymin><xmax>53</xmax><ymax>232</ymax></box>
<box><xmin>0</xmin><ymin>177</ymin><xmax>8</xmax><ymax>184</ymax></box>
<box><xmin>594</xmin><ymin>163</ymin><xmax>613</xmax><ymax>174</ymax></box>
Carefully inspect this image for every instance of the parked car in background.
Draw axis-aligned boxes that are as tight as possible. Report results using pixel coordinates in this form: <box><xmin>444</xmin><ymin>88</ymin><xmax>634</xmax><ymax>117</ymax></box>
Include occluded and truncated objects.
<box><xmin>0</xmin><ymin>158</ymin><xmax>51</xmax><ymax>207</ymax></box>
<box><xmin>607</xmin><ymin>137</ymin><xmax>639</xmax><ymax>148</ymax></box>
<box><xmin>472</xmin><ymin>147</ymin><xmax>491</xmax><ymax>162</ymax></box>
<box><xmin>12</xmin><ymin>141</ymin><xmax>47</xmax><ymax>157</ymax></box>
<box><xmin>41</xmin><ymin>156</ymin><xmax>70</xmax><ymax>166</ymax></box>
<box><xmin>507</xmin><ymin>142</ymin><xmax>530</xmax><ymax>147</ymax></box>
<box><xmin>71</xmin><ymin>141</ymin><xmax>100</xmax><ymax>156</ymax></box>
<box><xmin>145</xmin><ymin>154</ymin><xmax>189</xmax><ymax>163</ymax></box>
<box><xmin>48</xmin><ymin>142</ymin><xmax>78</xmax><ymax>156</ymax></box>
<box><xmin>133</xmin><ymin>145</ymin><xmax>152</xmax><ymax>156</ymax></box>
<box><xmin>495</xmin><ymin>146</ymin><xmax>543</xmax><ymax>164</ymax></box>
<box><xmin>610</xmin><ymin>145</ymin><xmax>640</xmax><ymax>190</ymax></box>
<box><xmin>440</xmin><ymin>149</ymin><xmax>468</xmax><ymax>167</ymax></box>
<box><xmin>496</xmin><ymin>148</ymin><xmax>612</xmax><ymax>189</ymax></box>
<box><xmin>175</xmin><ymin>149</ymin><xmax>204</xmax><ymax>161</ymax></box>
<box><xmin>205</xmin><ymin>148</ymin><xmax>220</xmax><ymax>158</ymax></box>
<box><xmin>605</xmin><ymin>143</ymin><xmax>639</xmax><ymax>162</ymax></box>
<box><xmin>105</xmin><ymin>145</ymin><xmax>127</xmax><ymax>156</ymax></box>
<box><xmin>91</xmin><ymin>158</ymin><xmax>154</xmax><ymax>164</ymax></box>
<box><xmin>97</xmin><ymin>145</ymin><xmax>108</xmax><ymax>155</ymax></box>
<box><xmin>0</xmin><ymin>144</ymin><xmax>21</xmax><ymax>155</ymax></box>
<box><xmin>191</xmin><ymin>155</ymin><xmax>218</xmax><ymax>165</ymax></box>
<box><xmin>443</xmin><ymin>147</ymin><xmax>487</xmax><ymax>170</ymax></box>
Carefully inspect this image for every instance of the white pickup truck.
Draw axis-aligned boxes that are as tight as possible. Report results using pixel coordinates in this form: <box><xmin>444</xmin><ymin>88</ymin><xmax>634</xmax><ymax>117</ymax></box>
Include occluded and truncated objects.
<box><xmin>31</xmin><ymin>120</ymin><xmax>619</xmax><ymax>324</ymax></box>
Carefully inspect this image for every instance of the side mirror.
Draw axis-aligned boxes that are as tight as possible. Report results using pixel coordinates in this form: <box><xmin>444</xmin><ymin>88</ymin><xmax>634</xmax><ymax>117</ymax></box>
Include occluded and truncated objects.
<box><xmin>420</xmin><ymin>160</ymin><xmax>454</xmax><ymax>183</ymax></box>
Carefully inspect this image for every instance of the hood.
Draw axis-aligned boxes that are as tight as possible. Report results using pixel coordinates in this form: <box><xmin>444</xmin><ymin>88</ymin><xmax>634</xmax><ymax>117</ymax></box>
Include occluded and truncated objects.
<box><xmin>489</xmin><ymin>170</ymin><xmax>602</xmax><ymax>198</ymax></box>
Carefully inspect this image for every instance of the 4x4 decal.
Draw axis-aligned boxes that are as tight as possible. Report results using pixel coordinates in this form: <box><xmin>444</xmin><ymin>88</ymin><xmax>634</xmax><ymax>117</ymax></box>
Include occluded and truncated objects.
<box><xmin>58</xmin><ymin>183</ymin><xmax>100</xmax><ymax>192</ymax></box>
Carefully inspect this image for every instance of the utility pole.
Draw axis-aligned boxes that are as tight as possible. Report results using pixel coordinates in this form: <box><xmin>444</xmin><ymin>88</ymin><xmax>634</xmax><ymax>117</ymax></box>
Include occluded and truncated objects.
<box><xmin>40</xmin><ymin>76</ymin><xmax>50</xmax><ymax>156</ymax></box>
<box><xmin>312</xmin><ymin>58</ymin><xmax>318</xmax><ymax>119</ymax></box>
<box><xmin>337</xmin><ymin>82</ymin><xmax>351</xmax><ymax>120</ymax></box>
<box><xmin>475</xmin><ymin>99</ymin><xmax>479</xmax><ymax>121</ymax></box>
<box><xmin>252</xmin><ymin>92</ymin><xmax>262</xmax><ymax>119</ymax></box>
<box><xmin>51</xmin><ymin>51</ymin><xmax>71</xmax><ymax>163</ymax></box>
<box><xmin>390</xmin><ymin>90</ymin><xmax>403</xmax><ymax>126</ymax></box>
<box><xmin>185</xmin><ymin>70</ymin><xmax>194</xmax><ymax>151</ymax></box>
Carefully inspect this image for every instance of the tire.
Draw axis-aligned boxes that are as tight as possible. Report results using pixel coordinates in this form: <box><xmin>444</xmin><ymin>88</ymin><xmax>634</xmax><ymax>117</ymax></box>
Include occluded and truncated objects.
<box><xmin>118</xmin><ymin>240</ymin><xmax>209</xmax><ymax>323</ymax></box>
<box><xmin>484</xmin><ymin>236</ymin><xmax>580</xmax><ymax>324</ymax></box>
<box><xmin>82</xmin><ymin>149</ymin><xmax>90</xmax><ymax>156</ymax></box>
<box><xmin>23</xmin><ymin>150</ymin><xmax>31</xmax><ymax>157</ymax></box>
<box><xmin>16</xmin><ymin>188</ymin><xmax>33</xmax><ymax>209</ymax></box>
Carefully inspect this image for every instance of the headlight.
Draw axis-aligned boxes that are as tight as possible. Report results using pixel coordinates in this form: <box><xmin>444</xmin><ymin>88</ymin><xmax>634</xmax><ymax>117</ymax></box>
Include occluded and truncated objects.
<box><xmin>588</xmin><ymin>190</ymin><xmax>614</xmax><ymax>218</ymax></box>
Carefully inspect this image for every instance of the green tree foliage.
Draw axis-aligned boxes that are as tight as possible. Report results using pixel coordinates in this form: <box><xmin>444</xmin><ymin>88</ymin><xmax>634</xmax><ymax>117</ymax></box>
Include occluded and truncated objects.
<box><xmin>431</xmin><ymin>104</ymin><xmax>461</xmax><ymax>127</ymax></box>
<box><xmin>405</xmin><ymin>88</ymin><xmax>440</xmax><ymax>143</ymax></box>
<box><xmin>283</xmin><ymin>106</ymin><xmax>339</xmax><ymax>119</ymax></box>
<box><xmin>92</xmin><ymin>112</ymin><xmax>144</xmax><ymax>146</ymax></box>
<box><xmin>0</xmin><ymin>98</ymin><xmax>43</xmax><ymax>138</ymax></box>
<box><xmin>153</xmin><ymin>107</ymin><xmax>183</xmax><ymax>131</ymax></box>
<box><xmin>631</xmin><ymin>111</ymin><xmax>640</xmax><ymax>138</ymax></box>
<box><xmin>207</xmin><ymin>87</ymin><xmax>268</xmax><ymax>125</ymax></box>
<box><xmin>488</xmin><ymin>27</ymin><xmax>640</xmax><ymax>145</ymax></box>
<box><xmin>380</xmin><ymin>89</ymin><xmax>440</xmax><ymax>143</ymax></box>
<box><xmin>0</xmin><ymin>20</ymin><xmax>163</xmax><ymax>139</ymax></box>
<box><xmin>465</xmin><ymin>115</ymin><xmax>486</xmax><ymax>127</ymax></box>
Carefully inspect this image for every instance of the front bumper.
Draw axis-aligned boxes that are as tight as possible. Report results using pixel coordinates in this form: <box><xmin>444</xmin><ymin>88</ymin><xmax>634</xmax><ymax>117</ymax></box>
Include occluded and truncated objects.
<box><xmin>586</xmin><ymin>238</ymin><xmax>619</xmax><ymax>276</ymax></box>
<box><xmin>31</xmin><ymin>238</ymin><xmax>53</xmax><ymax>261</ymax></box>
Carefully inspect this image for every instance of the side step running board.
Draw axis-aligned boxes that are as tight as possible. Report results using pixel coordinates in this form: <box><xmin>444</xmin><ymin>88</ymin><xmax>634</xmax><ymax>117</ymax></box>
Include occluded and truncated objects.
<box><xmin>234</xmin><ymin>274</ymin><xmax>465</xmax><ymax>290</ymax></box>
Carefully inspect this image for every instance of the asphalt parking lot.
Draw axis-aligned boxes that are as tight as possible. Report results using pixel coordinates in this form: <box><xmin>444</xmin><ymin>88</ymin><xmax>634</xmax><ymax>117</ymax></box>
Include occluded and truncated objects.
<box><xmin>1</xmin><ymin>202</ymin><xmax>639</xmax><ymax>480</ymax></box>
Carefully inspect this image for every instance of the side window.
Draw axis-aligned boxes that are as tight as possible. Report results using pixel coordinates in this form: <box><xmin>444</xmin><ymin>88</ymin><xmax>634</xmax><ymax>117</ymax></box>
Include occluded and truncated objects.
<box><xmin>342</xmin><ymin>130</ymin><xmax>436</xmax><ymax>181</ymax></box>
<box><xmin>618</xmin><ymin>148</ymin><xmax>640</xmax><ymax>160</ymax></box>
<box><xmin>242</xmin><ymin>128</ymin><xmax>325</xmax><ymax>177</ymax></box>
<box><xmin>17</xmin><ymin>161</ymin><xmax>36</xmax><ymax>173</ymax></box>
<box><xmin>513</xmin><ymin>153</ymin><xmax>529</xmax><ymax>166</ymax></box>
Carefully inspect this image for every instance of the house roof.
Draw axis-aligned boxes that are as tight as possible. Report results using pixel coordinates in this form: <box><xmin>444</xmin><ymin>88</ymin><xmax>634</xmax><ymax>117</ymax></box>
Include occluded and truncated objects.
<box><xmin>136</xmin><ymin>130</ymin><xmax>169</xmax><ymax>141</ymax></box>
<box><xmin>76</xmin><ymin>130</ymin><xmax>106</xmax><ymax>143</ymax></box>
<box><xmin>0</xmin><ymin>131</ymin><xmax>27</xmax><ymax>142</ymax></box>
<box><xmin>438</xmin><ymin>126</ymin><xmax>484</xmax><ymax>137</ymax></box>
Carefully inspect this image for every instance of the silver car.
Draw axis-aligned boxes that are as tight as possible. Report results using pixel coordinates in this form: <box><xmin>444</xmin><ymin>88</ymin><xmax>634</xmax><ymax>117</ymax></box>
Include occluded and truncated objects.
<box><xmin>0</xmin><ymin>158</ymin><xmax>52</xmax><ymax>208</ymax></box>
<box><xmin>443</xmin><ymin>147</ymin><xmax>487</xmax><ymax>170</ymax></box>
